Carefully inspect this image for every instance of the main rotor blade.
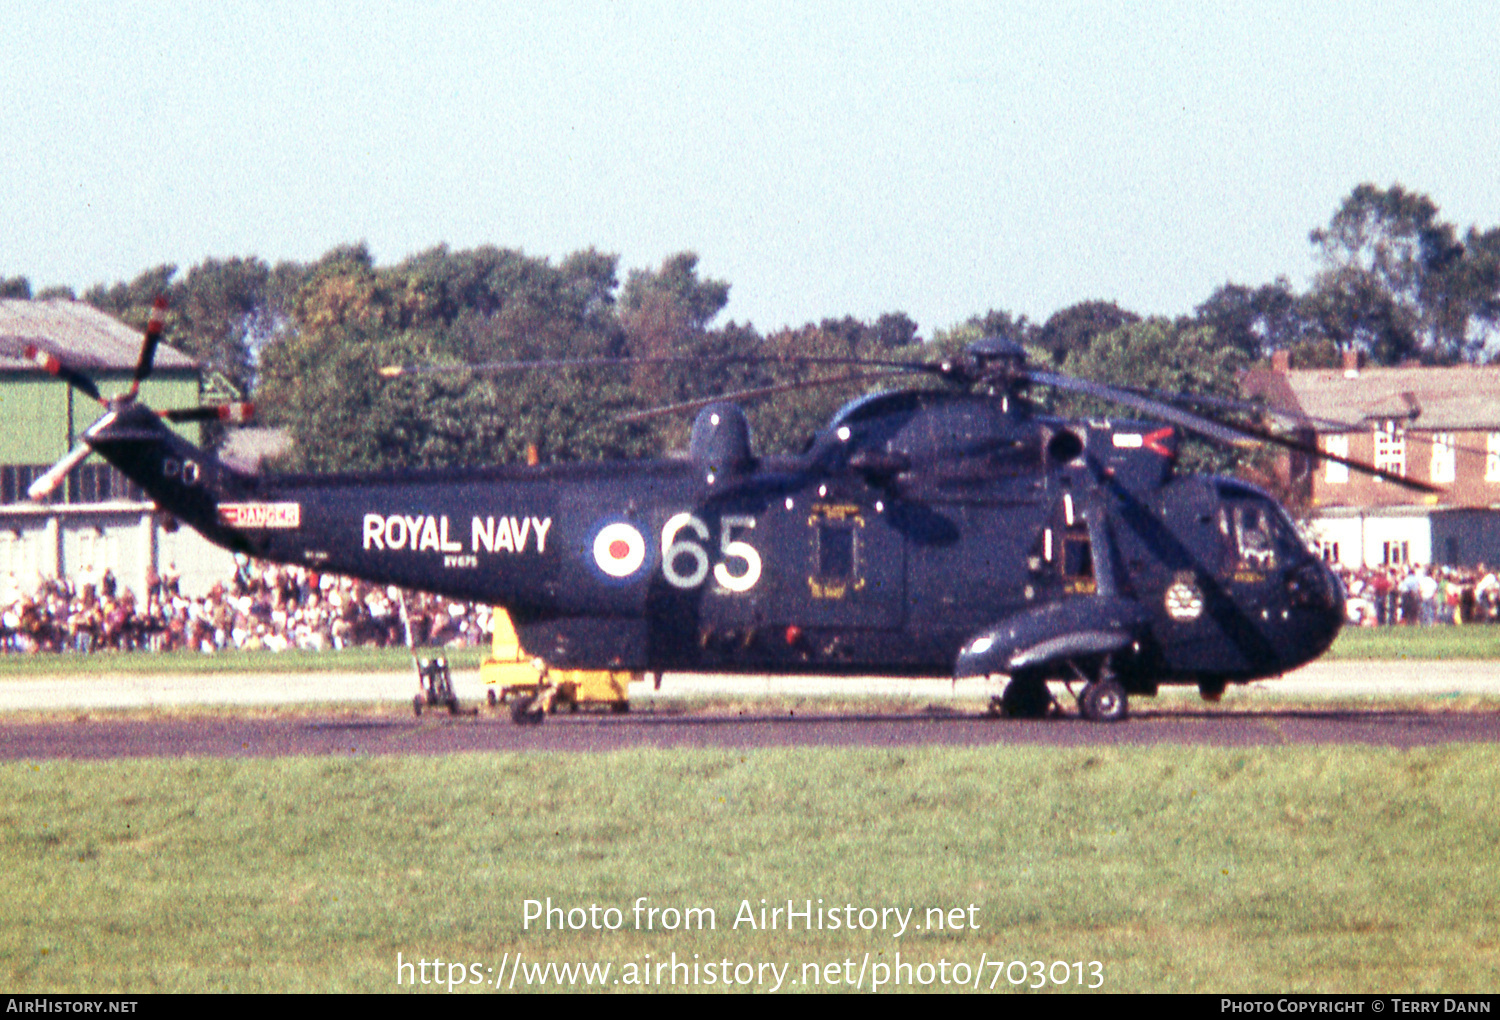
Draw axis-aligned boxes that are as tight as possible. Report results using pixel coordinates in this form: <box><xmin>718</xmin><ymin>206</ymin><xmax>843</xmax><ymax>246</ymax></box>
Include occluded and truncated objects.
<box><xmin>1025</xmin><ymin>369</ymin><xmax>1259</xmax><ymax>447</ymax></box>
<box><xmin>617</xmin><ymin>371</ymin><xmax>901</xmax><ymax>423</ymax></box>
<box><xmin>1206</xmin><ymin>413</ymin><xmax>1443</xmax><ymax>494</ymax></box>
<box><xmin>1031</xmin><ymin>369</ymin><xmax>1442</xmax><ymax>493</ymax></box>
<box><xmin>1121</xmin><ymin>384</ymin><xmax>1359</xmax><ymax>434</ymax></box>
<box><xmin>379</xmin><ymin>353</ymin><xmax>939</xmax><ymax>379</ymax></box>
<box><xmin>26</xmin><ymin>443</ymin><xmax>92</xmax><ymax>502</ymax></box>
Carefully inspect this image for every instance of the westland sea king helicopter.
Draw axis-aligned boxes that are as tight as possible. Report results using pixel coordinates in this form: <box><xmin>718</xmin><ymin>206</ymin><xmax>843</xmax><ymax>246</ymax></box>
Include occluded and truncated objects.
<box><xmin>15</xmin><ymin>298</ymin><xmax>1438</xmax><ymax>722</ymax></box>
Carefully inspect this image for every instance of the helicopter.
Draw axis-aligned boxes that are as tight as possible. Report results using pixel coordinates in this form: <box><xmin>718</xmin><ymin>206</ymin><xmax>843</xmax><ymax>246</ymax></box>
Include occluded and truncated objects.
<box><xmin>15</xmin><ymin>303</ymin><xmax>1439</xmax><ymax>722</ymax></box>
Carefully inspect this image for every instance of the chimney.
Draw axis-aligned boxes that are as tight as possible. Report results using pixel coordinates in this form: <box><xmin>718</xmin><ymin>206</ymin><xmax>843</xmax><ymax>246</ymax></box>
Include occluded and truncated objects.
<box><xmin>1271</xmin><ymin>349</ymin><xmax>1291</xmax><ymax>372</ymax></box>
<box><xmin>1342</xmin><ymin>348</ymin><xmax>1361</xmax><ymax>379</ymax></box>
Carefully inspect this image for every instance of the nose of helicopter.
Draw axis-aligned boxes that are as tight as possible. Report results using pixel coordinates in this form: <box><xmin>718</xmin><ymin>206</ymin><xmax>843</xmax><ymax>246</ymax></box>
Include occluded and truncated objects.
<box><xmin>1286</xmin><ymin>556</ymin><xmax>1344</xmax><ymax>662</ymax></box>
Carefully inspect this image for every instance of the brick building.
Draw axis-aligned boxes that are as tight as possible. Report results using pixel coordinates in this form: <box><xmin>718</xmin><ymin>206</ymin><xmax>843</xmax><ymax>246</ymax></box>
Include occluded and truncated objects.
<box><xmin>1244</xmin><ymin>351</ymin><xmax>1500</xmax><ymax>569</ymax></box>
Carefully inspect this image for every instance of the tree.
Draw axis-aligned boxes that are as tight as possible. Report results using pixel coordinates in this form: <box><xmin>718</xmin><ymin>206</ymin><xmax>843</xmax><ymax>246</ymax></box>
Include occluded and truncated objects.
<box><xmin>620</xmin><ymin>252</ymin><xmax>730</xmax><ymax>336</ymax></box>
<box><xmin>255</xmin><ymin>243</ymin><xmax>652</xmax><ymax>470</ymax></box>
<box><xmin>1307</xmin><ymin>183</ymin><xmax>1500</xmax><ymax>363</ymax></box>
<box><xmin>617</xmin><ymin>253</ymin><xmax>732</xmax><ymax>408</ymax></box>
<box><xmin>1</xmin><ymin>276</ymin><xmax>30</xmax><ymax>299</ymax></box>
<box><xmin>173</xmin><ymin>256</ymin><xmax>286</xmax><ymax>395</ymax></box>
<box><xmin>1059</xmin><ymin>319</ymin><xmax>1248</xmax><ymax>475</ymax></box>
<box><xmin>1193</xmin><ymin>278</ymin><xmax>1309</xmax><ymax>360</ymax></box>
<box><xmin>1033</xmin><ymin>301</ymin><xmax>1139</xmax><ymax>365</ymax></box>
<box><xmin>869</xmin><ymin>311</ymin><xmax>920</xmax><ymax>350</ymax></box>
<box><xmin>966</xmin><ymin>308</ymin><xmax>1032</xmax><ymax>343</ymax></box>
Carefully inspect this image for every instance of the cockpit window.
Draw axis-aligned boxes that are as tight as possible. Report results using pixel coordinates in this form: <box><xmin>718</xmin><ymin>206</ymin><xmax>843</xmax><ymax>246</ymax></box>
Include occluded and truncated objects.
<box><xmin>1218</xmin><ymin>497</ymin><xmax>1301</xmax><ymax>570</ymax></box>
<box><xmin>1233</xmin><ymin>504</ymin><xmax>1277</xmax><ymax>567</ymax></box>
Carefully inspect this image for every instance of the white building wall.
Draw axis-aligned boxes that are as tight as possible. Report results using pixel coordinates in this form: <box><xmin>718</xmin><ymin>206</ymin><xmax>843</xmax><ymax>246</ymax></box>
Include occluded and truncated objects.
<box><xmin>157</xmin><ymin>520</ymin><xmax>237</xmax><ymax>595</ymax></box>
<box><xmin>1306</xmin><ymin>513</ymin><xmax>1433</xmax><ymax>570</ymax></box>
<box><xmin>0</xmin><ymin>505</ymin><xmax>236</xmax><ymax>602</ymax></box>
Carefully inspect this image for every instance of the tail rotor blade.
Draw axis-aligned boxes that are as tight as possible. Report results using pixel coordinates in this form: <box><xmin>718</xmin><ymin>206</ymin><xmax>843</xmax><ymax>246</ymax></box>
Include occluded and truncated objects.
<box><xmin>127</xmin><ymin>296</ymin><xmax>169</xmax><ymax>398</ymax></box>
<box><xmin>23</xmin><ymin>344</ymin><xmax>104</xmax><ymax>405</ymax></box>
<box><xmin>160</xmin><ymin>402</ymin><xmax>255</xmax><ymax>424</ymax></box>
<box><xmin>26</xmin><ymin>443</ymin><xmax>92</xmax><ymax>502</ymax></box>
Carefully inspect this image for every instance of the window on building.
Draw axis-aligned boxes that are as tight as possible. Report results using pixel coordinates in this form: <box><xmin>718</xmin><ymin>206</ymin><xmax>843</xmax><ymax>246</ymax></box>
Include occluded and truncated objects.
<box><xmin>1324</xmin><ymin>435</ymin><xmax>1349</xmax><ymax>484</ymax></box>
<box><xmin>1430</xmin><ymin>432</ymin><xmax>1456</xmax><ymax>484</ymax></box>
<box><xmin>1487</xmin><ymin>433</ymin><xmax>1500</xmax><ymax>482</ymax></box>
<box><xmin>1373</xmin><ymin>423</ymin><xmax>1405</xmax><ymax>481</ymax></box>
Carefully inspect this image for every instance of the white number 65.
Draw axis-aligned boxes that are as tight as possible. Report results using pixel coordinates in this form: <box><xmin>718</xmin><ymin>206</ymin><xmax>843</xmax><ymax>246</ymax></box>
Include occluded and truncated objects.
<box><xmin>660</xmin><ymin>513</ymin><xmax>761</xmax><ymax>592</ymax></box>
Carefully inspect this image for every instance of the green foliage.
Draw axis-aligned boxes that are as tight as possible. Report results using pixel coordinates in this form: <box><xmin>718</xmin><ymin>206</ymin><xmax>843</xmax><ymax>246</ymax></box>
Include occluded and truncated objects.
<box><xmin>81</xmin><ymin>258</ymin><xmax>299</xmax><ymax>400</ymax></box>
<box><xmin>1058</xmin><ymin>319</ymin><xmax>1249</xmax><ymax>474</ymax></box>
<box><xmin>256</xmin><ymin>245</ymin><xmax>657</xmax><ymax>470</ymax></box>
<box><xmin>1305</xmin><ymin>183</ymin><xmax>1500</xmax><ymax>364</ymax></box>
<box><xmin>1034</xmin><ymin>300</ymin><xmax>1140</xmax><ymax>365</ymax></box>
<box><xmin>1194</xmin><ymin>278</ymin><xmax>1309</xmax><ymax>361</ymax></box>
<box><xmin>620</xmin><ymin>251</ymin><xmax>729</xmax><ymax>336</ymax></box>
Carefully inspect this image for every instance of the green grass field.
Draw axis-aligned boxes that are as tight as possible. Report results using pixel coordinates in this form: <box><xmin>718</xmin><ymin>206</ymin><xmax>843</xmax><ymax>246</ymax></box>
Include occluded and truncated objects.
<box><xmin>3</xmin><ymin>746</ymin><xmax>1497</xmax><ymax>993</ymax></box>
<box><xmin>1326</xmin><ymin>624</ymin><xmax>1500</xmax><ymax>659</ymax></box>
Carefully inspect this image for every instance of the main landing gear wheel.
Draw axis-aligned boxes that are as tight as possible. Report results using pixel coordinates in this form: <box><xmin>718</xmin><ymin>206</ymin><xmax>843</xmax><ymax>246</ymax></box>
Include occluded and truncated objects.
<box><xmin>1078</xmin><ymin>679</ymin><xmax>1128</xmax><ymax>722</ymax></box>
<box><xmin>997</xmin><ymin>672</ymin><xmax>1053</xmax><ymax>719</ymax></box>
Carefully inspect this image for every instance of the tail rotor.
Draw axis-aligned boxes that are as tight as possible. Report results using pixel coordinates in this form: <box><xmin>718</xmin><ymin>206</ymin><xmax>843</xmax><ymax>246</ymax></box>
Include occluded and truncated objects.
<box><xmin>20</xmin><ymin>296</ymin><xmax>256</xmax><ymax>502</ymax></box>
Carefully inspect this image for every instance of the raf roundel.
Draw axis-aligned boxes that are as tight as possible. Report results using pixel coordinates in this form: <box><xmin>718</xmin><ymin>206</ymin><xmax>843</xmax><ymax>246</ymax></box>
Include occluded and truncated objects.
<box><xmin>592</xmin><ymin>521</ymin><xmax>647</xmax><ymax>579</ymax></box>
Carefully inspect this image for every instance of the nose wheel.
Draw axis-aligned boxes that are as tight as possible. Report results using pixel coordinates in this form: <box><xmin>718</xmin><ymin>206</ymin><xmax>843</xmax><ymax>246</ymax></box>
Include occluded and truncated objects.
<box><xmin>1077</xmin><ymin>678</ymin><xmax>1128</xmax><ymax>722</ymax></box>
<box><xmin>1060</xmin><ymin>656</ymin><xmax>1129</xmax><ymax>722</ymax></box>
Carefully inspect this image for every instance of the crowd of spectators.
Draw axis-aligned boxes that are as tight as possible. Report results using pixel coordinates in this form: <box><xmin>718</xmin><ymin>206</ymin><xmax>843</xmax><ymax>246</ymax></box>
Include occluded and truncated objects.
<box><xmin>8</xmin><ymin>557</ymin><xmax>1500</xmax><ymax>654</ymax></box>
<box><xmin>1335</xmin><ymin>562</ymin><xmax>1500</xmax><ymax>627</ymax></box>
<box><xmin>0</xmin><ymin>558</ymin><xmax>492</xmax><ymax>654</ymax></box>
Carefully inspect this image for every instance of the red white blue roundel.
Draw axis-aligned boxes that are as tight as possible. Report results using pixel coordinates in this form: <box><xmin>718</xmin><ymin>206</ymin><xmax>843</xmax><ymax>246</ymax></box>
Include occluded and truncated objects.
<box><xmin>592</xmin><ymin>521</ymin><xmax>647</xmax><ymax>579</ymax></box>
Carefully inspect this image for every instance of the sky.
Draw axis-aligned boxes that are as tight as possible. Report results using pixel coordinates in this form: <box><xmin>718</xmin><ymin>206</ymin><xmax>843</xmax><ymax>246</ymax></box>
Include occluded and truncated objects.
<box><xmin>4</xmin><ymin>2</ymin><xmax>1498</xmax><ymax>337</ymax></box>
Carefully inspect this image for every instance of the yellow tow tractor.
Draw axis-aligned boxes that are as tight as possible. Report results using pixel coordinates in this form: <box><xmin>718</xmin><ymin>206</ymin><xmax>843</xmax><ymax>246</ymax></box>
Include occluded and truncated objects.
<box><xmin>481</xmin><ymin>607</ymin><xmax>638</xmax><ymax>724</ymax></box>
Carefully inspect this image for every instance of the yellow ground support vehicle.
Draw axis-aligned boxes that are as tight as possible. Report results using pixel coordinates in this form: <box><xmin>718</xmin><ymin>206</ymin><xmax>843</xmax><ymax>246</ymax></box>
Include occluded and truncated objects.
<box><xmin>481</xmin><ymin>607</ymin><xmax>637</xmax><ymax>724</ymax></box>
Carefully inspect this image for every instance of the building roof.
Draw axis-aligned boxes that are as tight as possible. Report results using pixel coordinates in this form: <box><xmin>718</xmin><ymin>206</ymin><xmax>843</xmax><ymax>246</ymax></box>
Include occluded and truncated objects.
<box><xmin>1243</xmin><ymin>364</ymin><xmax>1500</xmax><ymax>432</ymax></box>
<box><xmin>0</xmin><ymin>299</ymin><xmax>196</xmax><ymax>373</ymax></box>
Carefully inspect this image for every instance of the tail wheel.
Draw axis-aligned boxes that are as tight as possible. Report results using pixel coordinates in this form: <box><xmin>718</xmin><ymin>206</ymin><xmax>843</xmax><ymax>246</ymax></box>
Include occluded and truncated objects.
<box><xmin>1079</xmin><ymin>679</ymin><xmax>1128</xmax><ymax>722</ymax></box>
